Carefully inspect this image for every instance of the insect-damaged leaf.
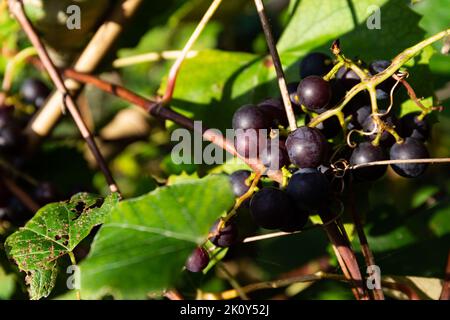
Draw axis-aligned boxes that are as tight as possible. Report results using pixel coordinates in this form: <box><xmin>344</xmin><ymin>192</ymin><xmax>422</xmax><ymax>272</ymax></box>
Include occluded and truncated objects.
<box><xmin>5</xmin><ymin>192</ymin><xmax>119</xmax><ymax>300</ymax></box>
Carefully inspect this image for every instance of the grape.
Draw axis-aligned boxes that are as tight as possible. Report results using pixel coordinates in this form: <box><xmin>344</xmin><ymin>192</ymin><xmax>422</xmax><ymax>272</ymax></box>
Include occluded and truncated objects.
<box><xmin>329</xmin><ymin>79</ymin><xmax>346</xmax><ymax>108</ymax></box>
<box><xmin>336</xmin><ymin>67</ymin><xmax>360</xmax><ymax>90</ymax></box>
<box><xmin>348</xmin><ymin>105</ymin><xmax>371</xmax><ymax>130</ymax></box>
<box><xmin>258</xmin><ymin>98</ymin><xmax>288</xmax><ymax>128</ymax></box>
<box><xmin>210</xmin><ymin>220</ymin><xmax>239</xmax><ymax>247</ymax></box>
<box><xmin>229</xmin><ymin>170</ymin><xmax>252</xmax><ymax>197</ymax></box>
<box><xmin>250</xmin><ymin>187</ymin><xmax>296</xmax><ymax>230</ymax></box>
<box><xmin>20</xmin><ymin>78</ymin><xmax>51</xmax><ymax>108</ymax></box>
<box><xmin>232</xmin><ymin>104</ymin><xmax>270</xmax><ymax>130</ymax></box>
<box><xmin>389</xmin><ymin>137</ymin><xmax>429</xmax><ymax>178</ymax></box>
<box><xmin>0</xmin><ymin>124</ymin><xmax>22</xmax><ymax>152</ymax></box>
<box><xmin>285</xmin><ymin>126</ymin><xmax>327</xmax><ymax>168</ymax></box>
<box><xmin>287</xmin><ymin>82</ymin><xmax>302</xmax><ymax>110</ymax></box>
<box><xmin>350</xmin><ymin>142</ymin><xmax>387</xmax><ymax>181</ymax></box>
<box><xmin>260</xmin><ymin>140</ymin><xmax>290</xmax><ymax>170</ymax></box>
<box><xmin>286</xmin><ymin>168</ymin><xmax>330</xmax><ymax>211</ymax></box>
<box><xmin>305</xmin><ymin>114</ymin><xmax>340</xmax><ymax>139</ymax></box>
<box><xmin>399</xmin><ymin>112</ymin><xmax>430</xmax><ymax>141</ymax></box>
<box><xmin>299</xmin><ymin>52</ymin><xmax>332</xmax><ymax>79</ymax></box>
<box><xmin>185</xmin><ymin>247</ymin><xmax>210</xmax><ymax>273</ymax></box>
<box><xmin>297</xmin><ymin>76</ymin><xmax>332</xmax><ymax>111</ymax></box>
<box><xmin>362</xmin><ymin>113</ymin><xmax>397</xmax><ymax>146</ymax></box>
<box><xmin>369</xmin><ymin>60</ymin><xmax>396</xmax><ymax>100</ymax></box>
<box><xmin>280</xmin><ymin>210</ymin><xmax>309</xmax><ymax>232</ymax></box>
<box><xmin>234</xmin><ymin>129</ymin><xmax>264</xmax><ymax>158</ymax></box>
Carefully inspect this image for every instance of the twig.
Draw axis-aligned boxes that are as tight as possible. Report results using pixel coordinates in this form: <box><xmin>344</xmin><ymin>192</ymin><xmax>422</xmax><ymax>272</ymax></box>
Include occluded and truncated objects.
<box><xmin>113</xmin><ymin>50</ymin><xmax>198</xmax><ymax>68</ymax></box>
<box><xmin>8</xmin><ymin>0</ymin><xmax>120</xmax><ymax>194</ymax></box>
<box><xmin>253</xmin><ymin>0</ymin><xmax>297</xmax><ymax>131</ymax></box>
<box><xmin>162</xmin><ymin>0</ymin><xmax>223</xmax><ymax>103</ymax></box>
<box><xmin>200</xmin><ymin>271</ymin><xmax>420</xmax><ymax>300</ymax></box>
<box><xmin>164</xmin><ymin>289</ymin><xmax>184</xmax><ymax>300</ymax></box>
<box><xmin>319</xmin><ymin>211</ymin><xmax>367</xmax><ymax>300</ymax></box>
<box><xmin>440</xmin><ymin>250</ymin><xmax>450</xmax><ymax>300</ymax></box>
<box><xmin>351</xmin><ymin>158</ymin><xmax>450</xmax><ymax>169</ymax></box>
<box><xmin>348</xmin><ymin>178</ymin><xmax>384</xmax><ymax>300</ymax></box>
<box><xmin>25</xmin><ymin>0</ymin><xmax>143</xmax><ymax>147</ymax></box>
<box><xmin>1</xmin><ymin>176</ymin><xmax>39</xmax><ymax>212</ymax></box>
<box><xmin>393</xmin><ymin>74</ymin><xmax>443</xmax><ymax>113</ymax></box>
<box><xmin>62</xmin><ymin>69</ymin><xmax>283</xmax><ymax>183</ymax></box>
<box><xmin>218</xmin><ymin>263</ymin><xmax>249</xmax><ymax>300</ymax></box>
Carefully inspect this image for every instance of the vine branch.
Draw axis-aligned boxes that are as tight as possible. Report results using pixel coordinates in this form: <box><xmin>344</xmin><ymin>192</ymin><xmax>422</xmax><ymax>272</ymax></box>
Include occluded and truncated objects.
<box><xmin>162</xmin><ymin>0</ymin><xmax>223</xmax><ymax>104</ymax></box>
<box><xmin>62</xmin><ymin>69</ymin><xmax>283</xmax><ymax>183</ymax></box>
<box><xmin>253</xmin><ymin>0</ymin><xmax>297</xmax><ymax>131</ymax></box>
<box><xmin>8</xmin><ymin>0</ymin><xmax>120</xmax><ymax>194</ymax></box>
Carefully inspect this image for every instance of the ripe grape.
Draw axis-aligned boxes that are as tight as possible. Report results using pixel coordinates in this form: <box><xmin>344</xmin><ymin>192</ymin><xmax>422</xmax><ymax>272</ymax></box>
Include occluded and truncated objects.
<box><xmin>258</xmin><ymin>98</ymin><xmax>288</xmax><ymax>128</ymax></box>
<box><xmin>185</xmin><ymin>247</ymin><xmax>210</xmax><ymax>273</ymax></box>
<box><xmin>389</xmin><ymin>137</ymin><xmax>429</xmax><ymax>178</ymax></box>
<box><xmin>20</xmin><ymin>78</ymin><xmax>51</xmax><ymax>108</ymax></box>
<box><xmin>350</xmin><ymin>142</ymin><xmax>387</xmax><ymax>181</ymax></box>
<box><xmin>234</xmin><ymin>129</ymin><xmax>264</xmax><ymax>158</ymax></box>
<box><xmin>210</xmin><ymin>220</ymin><xmax>239</xmax><ymax>247</ymax></box>
<box><xmin>362</xmin><ymin>114</ymin><xmax>397</xmax><ymax>146</ymax></box>
<box><xmin>297</xmin><ymin>76</ymin><xmax>332</xmax><ymax>111</ymax></box>
<box><xmin>299</xmin><ymin>52</ymin><xmax>332</xmax><ymax>79</ymax></box>
<box><xmin>250</xmin><ymin>187</ymin><xmax>296</xmax><ymax>230</ymax></box>
<box><xmin>285</xmin><ymin>126</ymin><xmax>327</xmax><ymax>168</ymax></box>
<box><xmin>34</xmin><ymin>182</ymin><xmax>58</xmax><ymax>205</ymax></box>
<box><xmin>286</xmin><ymin>168</ymin><xmax>330</xmax><ymax>211</ymax></box>
<box><xmin>232</xmin><ymin>104</ymin><xmax>270</xmax><ymax>130</ymax></box>
<box><xmin>280</xmin><ymin>210</ymin><xmax>309</xmax><ymax>232</ymax></box>
<box><xmin>336</xmin><ymin>67</ymin><xmax>360</xmax><ymax>90</ymax></box>
<box><xmin>260</xmin><ymin>140</ymin><xmax>290</xmax><ymax>170</ymax></box>
<box><xmin>229</xmin><ymin>170</ymin><xmax>251</xmax><ymax>197</ymax></box>
<box><xmin>399</xmin><ymin>112</ymin><xmax>430</xmax><ymax>141</ymax></box>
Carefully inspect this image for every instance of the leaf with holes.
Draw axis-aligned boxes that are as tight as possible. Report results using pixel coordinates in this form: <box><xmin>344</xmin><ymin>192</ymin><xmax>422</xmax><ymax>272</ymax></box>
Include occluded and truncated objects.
<box><xmin>78</xmin><ymin>175</ymin><xmax>234</xmax><ymax>299</ymax></box>
<box><xmin>5</xmin><ymin>192</ymin><xmax>119</xmax><ymax>300</ymax></box>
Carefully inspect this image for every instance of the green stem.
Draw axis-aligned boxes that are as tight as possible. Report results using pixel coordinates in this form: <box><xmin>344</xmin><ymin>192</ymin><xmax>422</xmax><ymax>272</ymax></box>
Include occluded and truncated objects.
<box><xmin>309</xmin><ymin>28</ymin><xmax>450</xmax><ymax>128</ymax></box>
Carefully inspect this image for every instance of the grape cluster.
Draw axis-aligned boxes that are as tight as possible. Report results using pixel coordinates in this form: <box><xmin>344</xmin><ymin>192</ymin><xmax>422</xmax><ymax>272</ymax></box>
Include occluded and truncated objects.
<box><xmin>186</xmin><ymin>50</ymin><xmax>434</xmax><ymax>273</ymax></box>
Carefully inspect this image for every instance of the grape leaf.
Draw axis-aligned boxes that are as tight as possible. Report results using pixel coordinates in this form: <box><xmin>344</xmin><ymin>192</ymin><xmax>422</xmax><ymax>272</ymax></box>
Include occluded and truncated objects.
<box><xmin>79</xmin><ymin>175</ymin><xmax>234</xmax><ymax>299</ymax></box>
<box><xmin>5</xmin><ymin>192</ymin><xmax>119</xmax><ymax>300</ymax></box>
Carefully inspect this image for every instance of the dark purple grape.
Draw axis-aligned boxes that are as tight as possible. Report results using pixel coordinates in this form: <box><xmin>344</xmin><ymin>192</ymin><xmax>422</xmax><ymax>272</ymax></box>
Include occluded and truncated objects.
<box><xmin>299</xmin><ymin>52</ymin><xmax>333</xmax><ymax>79</ymax></box>
<box><xmin>0</xmin><ymin>124</ymin><xmax>22</xmax><ymax>152</ymax></box>
<box><xmin>389</xmin><ymin>137</ymin><xmax>429</xmax><ymax>178</ymax></box>
<box><xmin>336</xmin><ymin>67</ymin><xmax>361</xmax><ymax>91</ymax></box>
<box><xmin>260</xmin><ymin>139</ymin><xmax>290</xmax><ymax>170</ymax></box>
<box><xmin>280</xmin><ymin>210</ymin><xmax>309</xmax><ymax>233</ymax></box>
<box><xmin>329</xmin><ymin>78</ymin><xmax>346</xmax><ymax>108</ymax></box>
<box><xmin>287</xmin><ymin>82</ymin><xmax>302</xmax><ymax>110</ymax></box>
<box><xmin>258</xmin><ymin>99</ymin><xmax>288</xmax><ymax>128</ymax></box>
<box><xmin>210</xmin><ymin>220</ymin><xmax>239</xmax><ymax>247</ymax></box>
<box><xmin>229</xmin><ymin>170</ymin><xmax>251</xmax><ymax>197</ymax></box>
<box><xmin>305</xmin><ymin>114</ymin><xmax>341</xmax><ymax>139</ymax></box>
<box><xmin>20</xmin><ymin>78</ymin><xmax>51</xmax><ymax>108</ymax></box>
<box><xmin>185</xmin><ymin>247</ymin><xmax>210</xmax><ymax>272</ymax></box>
<box><xmin>399</xmin><ymin>112</ymin><xmax>430</xmax><ymax>141</ymax></box>
<box><xmin>249</xmin><ymin>187</ymin><xmax>296</xmax><ymax>230</ymax></box>
<box><xmin>369</xmin><ymin>60</ymin><xmax>396</xmax><ymax>100</ymax></box>
<box><xmin>362</xmin><ymin>113</ymin><xmax>397</xmax><ymax>146</ymax></box>
<box><xmin>348</xmin><ymin>105</ymin><xmax>371</xmax><ymax>130</ymax></box>
<box><xmin>234</xmin><ymin>129</ymin><xmax>265</xmax><ymax>158</ymax></box>
<box><xmin>286</xmin><ymin>168</ymin><xmax>330</xmax><ymax>211</ymax></box>
<box><xmin>285</xmin><ymin>126</ymin><xmax>327</xmax><ymax>168</ymax></box>
<box><xmin>232</xmin><ymin>104</ymin><xmax>270</xmax><ymax>130</ymax></box>
<box><xmin>297</xmin><ymin>76</ymin><xmax>332</xmax><ymax>111</ymax></box>
<box><xmin>350</xmin><ymin>142</ymin><xmax>387</xmax><ymax>181</ymax></box>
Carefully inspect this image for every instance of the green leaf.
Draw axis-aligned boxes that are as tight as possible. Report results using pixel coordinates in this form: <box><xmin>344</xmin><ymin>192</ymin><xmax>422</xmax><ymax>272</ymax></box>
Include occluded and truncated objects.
<box><xmin>0</xmin><ymin>266</ymin><xmax>15</xmax><ymax>300</ymax></box>
<box><xmin>5</xmin><ymin>192</ymin><xmax>119</xmax><ymax>300</ymax></box>
<box><xmin>79</xmin><ymin>175</ymin><xmax>234</xmax><ymax>299</ymax></box>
